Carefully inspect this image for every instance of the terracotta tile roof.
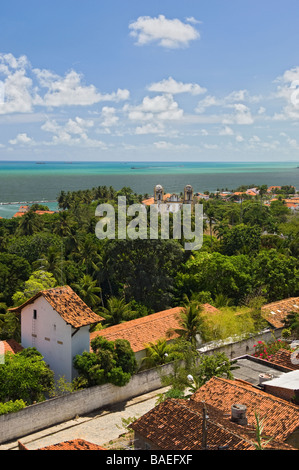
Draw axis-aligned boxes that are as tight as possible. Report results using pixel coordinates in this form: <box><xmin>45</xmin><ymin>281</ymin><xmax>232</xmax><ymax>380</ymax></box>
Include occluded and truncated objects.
<box><xmin>9</xmin><ymin>286</ymin><xmax>103</xmax><ymax>328</ymax></box>
<box><xmin>90</xmin><ymin>307</ymin><xmax>183</xmax><ymax>352</ymax></box>
<box><xmin>130</xmin><ymin>398</ymin><xmax>295</xmax><ymax>450</ymax></box>
<box><xmin>262</xmin><ymin>297</ymin><xmax>299</xmax><ymax>328</ymax></box>
<box><xmin>13</xmin><ymin>209</ymin><xmax>56</xmax><ymax>217</ymax></box>
<box><xmin>163</xmin><ymin>193</ymin><xmax>175</xmax><ymax>201</ymax></box>
<box><xmin>142</xmin><ymin>193</ymin><xmax>172</xmax><ymax>206</ymax></box>
<box><xmin>90</xmin><ymin>304</ymin><xmax>219</xmax><ymax>352</ymax></box>
<box><xmin>201</xmin><ymin>303</ymin><xmax>220</xmax><ymax>315</ymax></box>
<box><xmin>2</xmin><ymin>339</ymin><xmax>23</xmax><ymax>354</ymax></box>
<box><xmin>13</xmin><ymin>205</ymin><xmax>30</xmax><ymax>217</ymax></box>
<box><xmin>268</xmin><ymin>349</ymin><xmax>299</xmax><ymax>371</ymax></box>
<box><xmin>18</xmin><ymin>439</ymin><xmax>106</xmax><ymax>450</ymax></box>
<box><xmin>142</xmin><ymin>197</ymin><xmax>155</xmax><ymax>206</ymax></box>
<box><xmin>13</xmin><ymin>212</ymin><xmax>26</xmax><ymax>218</ymax></box>
<box><xmin>191</xmin><ymin>377</ymin><xmax>299</xmax><ymax>443</ymax></box>
<box><xmin>34</xmin><ymin>210</ymin><xmax>56</xmax><ymax>215</ymax></box>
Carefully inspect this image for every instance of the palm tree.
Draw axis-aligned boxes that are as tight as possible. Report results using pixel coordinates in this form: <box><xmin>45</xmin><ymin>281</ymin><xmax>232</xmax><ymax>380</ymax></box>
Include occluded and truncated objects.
<box><xmin>53</xmin><ymin>211</ymin><xmax>75</xmax><ymax>237</ymax></box>
<box><xmin>73</xmin><ymin>235</ymin><xmax>103</xmax><ymax>276</ymax></box>
<box><xmin>16</xmin><ymin>210</ymin><xmax>43</xmax><ymax>236</ymax></box>
<box><xmin>99</xmin><ymin>296</ymin><xmax>136</xmax><ymax>327</ymax></box>
<box><xmin>34</xmin><ymin>245</ymin><xmax>66</xmax><ymax>285</ymax></box>
<box><xmin>203</xmin><ymin>201</ymin><xmax>218</xmax><ymax>245</ymax></box>
<box><xmin>224</xmin><ymin>204</ymin><xmax>241</xmax><ymax>226</ymax></box>
<box><xmin>168</xmin><ymin>302</ymin><xmax>206</xmax><ymax>347</ymax></box>
<box><xmin>140</xmin><ymin>338</ymin><xmax>170</xmax><ymax>370</ymax></box>
<box><xmin>259</xmin><ymin>185</ymin><xmax>268</xmax><ymax>207</ymax></box>
<box><xmin>213</xmin><ymin>220</ymin><xmax>228</xmax><ymax>240</ymax></box>
<box><xmin>72</xmin><ymin>274</ymin><xmax>102</xmax><ymax>311</ymax></box>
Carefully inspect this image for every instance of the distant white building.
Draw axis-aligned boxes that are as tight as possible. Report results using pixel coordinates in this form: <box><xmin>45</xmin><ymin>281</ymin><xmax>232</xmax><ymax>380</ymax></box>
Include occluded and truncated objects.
<box><xmin>152</xmin><ymin>184</ymin><xmax>195</xmax><ymax>213</ymax></box>
<box><xmin>9</xmin><ymin>286</ymin><xmax>103</xmax><ymax>382</ymax></box>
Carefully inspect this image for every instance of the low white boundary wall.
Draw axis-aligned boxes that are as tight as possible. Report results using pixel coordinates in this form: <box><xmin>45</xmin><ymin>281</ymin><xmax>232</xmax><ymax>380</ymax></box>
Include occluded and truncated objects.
<box><xmin>197</xmin><ymin>327</ymin><xmax>281</xmax><ymax>358</ymax></box>
<box><xmin>0</xmin><ymin>327</ymin><xmax>281</xmax><ymax>444</ymax></box>
<box><xmin>0</xmin><ymin>362</ymin><xmax>174</xmax><ymax>444</ymax></box>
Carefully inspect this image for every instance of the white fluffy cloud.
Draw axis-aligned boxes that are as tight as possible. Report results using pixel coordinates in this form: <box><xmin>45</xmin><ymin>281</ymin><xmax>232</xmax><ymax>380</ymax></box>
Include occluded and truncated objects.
<box><xmin>224</xmin><ymin>103</ymin><xmax>254</xmax><ymax>125</ymax></box>
<box><xmin>195</xmin><ymin>95</ymin><xmax>219</xmax><ymax>113</ymax></box>
<box><xmin>0</xmin><ymin>54</ymin><xmax>36</xmax><ymax>114</ymax></box>
<box><xmin>195</xmin><ymin>89</ymin><xmax>251</xmax><ymax>113</ymax></box>
<box><xmin>148</xmin><ymin>77</ymin><xmax>206</xmax><ymax>95</ymax></box>
<box><xmin>274</xmin><ymin>66</ymin><xmax>299</xmax><ymax>120</ymax></box>
<box><xmin>195</xmin><ymin>89</ymin><xmax>255</xmax><ymax>125</ymax></box>
<box><xmin>0</xmin><ymin>53</ymin><xmax>130</xmax><ymax>117</ymax></box>
<box><xmin>41</xmin><ymin>116</ymin><xmax>106</xmax><ymax>148</ymax></box>
<box><xmin>135</xmin><ymin>122</ymin><xmax>165</xmax><ymax>135</ymax></box>
<box><xmin>9</xmin><ymin>133</ymin><xmax>34</xmax><ymax>145</ymax></box>
<box><xmin>34</xmin><ymin>69</ymin><xmax>130</xmax><ymax>107</ymax></box>
<box><xmin>0</xmin><ymin>53</ymin><xmax>29</xmax><ymax>75</ymax></box>
<box><xmin>154</xmin><ymin>140</ymin><xmax>190</xmax><ymax>150</ymax></box>
<box><xmin>100</xmin><ymin>107</ymin><xmax>119</xmax><ymax>128</ymax></box>
<box><xmin>126</xmin><ymin>94</ymin><xmax>183</xmax><ymax>122</ymax></box>
<box><xmin>129</xmin><ymin>15</ymin><xmax>200</xmax><ymax>49</ymax></box>
<box><xmin>219</xmin><ymin>126</ymin><xmax>234</xmax><ymax>136</ymax></box>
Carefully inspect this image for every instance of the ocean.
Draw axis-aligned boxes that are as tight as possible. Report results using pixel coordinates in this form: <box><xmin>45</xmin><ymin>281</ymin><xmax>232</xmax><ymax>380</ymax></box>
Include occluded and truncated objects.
<box><xmin>0</xmin><ymin>160</ymin><xmax>298</xmax><ymax>218</ymax></box>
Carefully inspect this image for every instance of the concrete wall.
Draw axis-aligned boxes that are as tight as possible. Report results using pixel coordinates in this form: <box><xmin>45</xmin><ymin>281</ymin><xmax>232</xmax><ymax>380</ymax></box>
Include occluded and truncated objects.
<box><xmin>0</xmin><ymin>361</ymin><xmax>175</xmax><ymax>444</ymax></box>
<box><xmin>0</xmin><ymin>327</ymin><xmax>280</xmax><ymax>445</ymax></box>
<box><xmin>197</xmin><ymin>328</ymin><xmax>282</xmax><ymax>359</ymax></box>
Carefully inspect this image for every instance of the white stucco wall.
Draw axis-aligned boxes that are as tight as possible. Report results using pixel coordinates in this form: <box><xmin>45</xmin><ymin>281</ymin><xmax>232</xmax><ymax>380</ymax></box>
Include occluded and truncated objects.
<box><xmin>20</xmin><ymin>297</ymin><xmax>89</xmax><ymax>382</ymax></box>
<box><xmin>71</xmin><ymin>325</ymin><xmax>91</xmax><ymax>379</ymax></box>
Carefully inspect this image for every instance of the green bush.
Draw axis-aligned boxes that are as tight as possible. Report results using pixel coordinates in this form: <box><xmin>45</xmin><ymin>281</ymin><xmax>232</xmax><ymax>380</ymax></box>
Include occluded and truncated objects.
<box><xmin>73</xmin><ymin>337</ymin><xmax>137</xmax><ymax>388</ymax></box>
<box><xmin>0</xmin><ymin>399</ymin><xmax>26</xmax><ymax>416</ymax></box>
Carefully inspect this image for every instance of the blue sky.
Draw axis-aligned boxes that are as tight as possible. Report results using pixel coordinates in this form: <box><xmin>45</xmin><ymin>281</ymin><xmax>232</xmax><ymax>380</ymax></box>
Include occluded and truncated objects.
<box><xmin>1</xmin><ymin>0</ymin><xmax>299</xmax><ymax>161</ymax></box>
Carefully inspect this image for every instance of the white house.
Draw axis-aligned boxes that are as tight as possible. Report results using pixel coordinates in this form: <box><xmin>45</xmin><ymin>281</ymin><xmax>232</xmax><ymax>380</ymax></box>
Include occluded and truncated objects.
<box><xmin>9</xmin><ymin>286</ymin><xmax>103</xmax><ymax>382</ymax></box>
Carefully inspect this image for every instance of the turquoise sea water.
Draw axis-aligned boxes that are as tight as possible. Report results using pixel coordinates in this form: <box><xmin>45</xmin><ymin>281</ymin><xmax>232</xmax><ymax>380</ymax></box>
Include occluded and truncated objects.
<box><xmin>0</xmin><ymin>160</ymin><xmax>298</xmax><ymax>218</ymax></box>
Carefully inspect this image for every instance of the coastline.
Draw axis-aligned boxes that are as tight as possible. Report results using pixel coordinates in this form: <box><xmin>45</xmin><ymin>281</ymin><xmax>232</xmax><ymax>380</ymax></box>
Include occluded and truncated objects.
<box><xmin>0</xmin><ymin>160</ymin><xmax>298</xmax><ymax>218</ymax></box>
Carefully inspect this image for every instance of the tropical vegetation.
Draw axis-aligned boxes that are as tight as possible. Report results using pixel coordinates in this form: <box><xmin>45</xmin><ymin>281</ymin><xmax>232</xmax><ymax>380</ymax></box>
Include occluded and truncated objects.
<box><xmin>0</xmin><ymin>183</ymin><xmax>298</xmax><ymax>404</ymax></box>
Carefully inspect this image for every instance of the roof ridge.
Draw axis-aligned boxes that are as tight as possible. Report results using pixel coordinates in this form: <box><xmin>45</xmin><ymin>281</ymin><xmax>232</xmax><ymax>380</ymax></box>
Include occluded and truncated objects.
<box><xmin>98</xmin><ymin>307</ymin><xmax>183</xmax><ymax>330</ymax></box>
<box><xmin>97</xmin><ymin>302</ymin><xmax>217</xmax><ymax>333</ymax></box>
<box><xmin>9</xmin><ymin>285</ymin><xmax>103</xmax><ymax>328</ymax></box>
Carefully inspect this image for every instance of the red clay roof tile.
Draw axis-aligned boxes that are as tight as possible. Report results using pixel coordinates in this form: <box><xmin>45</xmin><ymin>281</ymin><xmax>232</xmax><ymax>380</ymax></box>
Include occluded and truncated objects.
<box><xmin>9</xmin><ymin>286</ymin><xmax>103</xmax><ymax>328</ymax></box>
<box><xmin>130</xmin><ymin>398</ymin><xmax>295</xmax><ymax>450</ymax></box>
<box><xmin>268</xmin><ymin>349</ymin><xmax>299</xmax><ymax>371</ymax></box>
<box><xmin>90</xmin><ymin>307</ymin><xmax>183</xmax><ymax>352</ymax></box>
<box><xmin>90</xmin><ymin>304</ymin><xmax>219</xmax><ymax>352</ymax></box>
<box><xmin>18</xmin><ymin>439</ymin><xmax>106</xmax><ymax>450</ymax></box>
<box><xmin>2</xmin><ymin>339</ymin><xmax>23</xmax><ymax>354</ymax></box>
<box><xmin>262</xmin><ymin>297</ymin><xmax>299</xmax><ymax>328</ymax></box>
<box><xmin>191</xmin><ymin>377</ymin><xmax>299</xmax><ymax>443</ymax></box>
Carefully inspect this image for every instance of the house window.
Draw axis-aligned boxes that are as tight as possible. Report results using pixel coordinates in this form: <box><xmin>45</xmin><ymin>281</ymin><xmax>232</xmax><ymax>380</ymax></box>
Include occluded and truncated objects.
<box><xmin>33</xmin><ymin>309</ymin><xmax>37</xmax><ymax>319</ymax></box>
